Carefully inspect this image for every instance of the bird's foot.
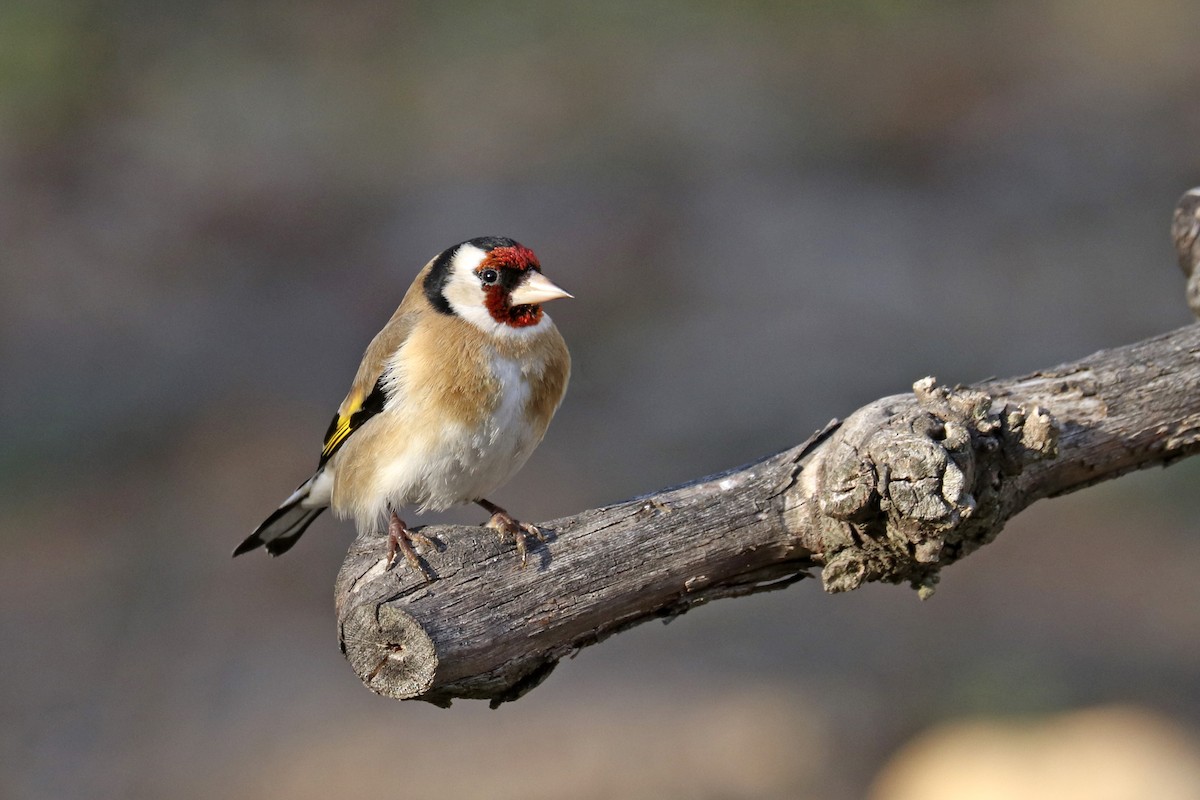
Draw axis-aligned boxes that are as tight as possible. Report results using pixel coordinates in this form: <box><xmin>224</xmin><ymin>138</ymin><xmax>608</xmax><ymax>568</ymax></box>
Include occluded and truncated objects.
<box><xmin>483</xmin><ymin>508</ymin><xmax>546</xmax><ymax>567</ymax></box>
<box><xmin>385</xmin><ymin>511</ymin><xmax>435</xmax><ymax>580</ymax></box>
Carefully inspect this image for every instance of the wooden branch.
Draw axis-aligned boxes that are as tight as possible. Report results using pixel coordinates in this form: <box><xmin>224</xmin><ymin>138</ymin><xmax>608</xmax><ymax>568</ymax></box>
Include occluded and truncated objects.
<box><xmin>335</xmin><ymin>191</ymin><xmax>1200</xmax><ymax>708</ymax></box>
<box><xmin>1172</xmin><ymin>187</ymin><xmax>1200</xmax><ymax>319</ymax></box>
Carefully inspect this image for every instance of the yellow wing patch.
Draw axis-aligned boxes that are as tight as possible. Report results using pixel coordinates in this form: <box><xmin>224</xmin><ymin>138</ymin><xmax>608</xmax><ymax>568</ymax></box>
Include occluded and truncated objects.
<box><xmin>321</xmin><ymin>389</ymin><xmax>364</xmax><ymax>459</ymax></box>
<box><xmin>322</xmin><ymin>416</ymin><xmax>355</xmax><ymax>457</ymax></box>
<box><xmin>318</xmin><ymin>380</ymin><xmax>388</xmax><ymax>467</ymax></box>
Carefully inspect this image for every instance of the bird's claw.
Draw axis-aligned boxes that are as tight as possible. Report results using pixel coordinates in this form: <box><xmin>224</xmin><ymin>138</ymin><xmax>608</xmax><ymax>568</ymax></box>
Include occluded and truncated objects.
<box><xmin>385</xmin><ymin>513</ymin><xmax>435</xmax><ymax>581</ymax></box>
<box><xmin>485</xmin><ymin>512</ymin><xmax>545</xmax><ymax>567</ymax></box>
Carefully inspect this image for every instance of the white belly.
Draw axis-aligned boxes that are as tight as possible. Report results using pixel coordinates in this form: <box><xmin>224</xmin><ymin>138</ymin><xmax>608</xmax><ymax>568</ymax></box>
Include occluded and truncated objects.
<box><xmin>345</xmin><ymin>355</ymin><xmax>539</xmax><ymax>529</ymax></box>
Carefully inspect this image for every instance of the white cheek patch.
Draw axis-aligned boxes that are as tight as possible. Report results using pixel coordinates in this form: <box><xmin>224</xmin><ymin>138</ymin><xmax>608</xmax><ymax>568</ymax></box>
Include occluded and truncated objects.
<box><xmin>442</xmin><ymin>243</ymin><xmax>551</xmax><ymax>338</ymax></box>
<box><xmin>443</xmin><ymin>276</ymin><xmax>487</xmax><ymax>319</ymax></box>
<box><xmin>442</xmin><ymin>243</ymin><xmax>488</xmax><ymax>319</ymax></box>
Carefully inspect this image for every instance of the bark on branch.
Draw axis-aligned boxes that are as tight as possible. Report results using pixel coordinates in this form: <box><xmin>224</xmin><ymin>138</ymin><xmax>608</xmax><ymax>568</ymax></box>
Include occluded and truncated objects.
<box><xmin>335</xmin><ymin>190</ymin><xmax>1200</xmax><ymax>708</ymax></box>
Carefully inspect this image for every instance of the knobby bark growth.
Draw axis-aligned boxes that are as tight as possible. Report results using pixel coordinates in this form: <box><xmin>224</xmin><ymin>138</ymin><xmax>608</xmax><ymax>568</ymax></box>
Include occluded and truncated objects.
<box><xmin>336</xmin><ymin>189</ymin><xmax>1200</xmax><ymax>707</ymax></box>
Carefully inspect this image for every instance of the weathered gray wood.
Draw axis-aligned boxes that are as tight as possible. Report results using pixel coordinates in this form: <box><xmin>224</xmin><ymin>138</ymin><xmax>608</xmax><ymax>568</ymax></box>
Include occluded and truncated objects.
<box><xmin>335</xmin><ymin>432</ymin><xmax>828</xmax><ymax>708</ymax></box>
<box><xmin>335</xmin><ymin>190</ymin><xmax>1200</xmax><ymax>708</ymax></box>
<box><xmin>1172</xmin><ymin>187</ymin><xmax>1200</xmax><ymax>319</ymax></box>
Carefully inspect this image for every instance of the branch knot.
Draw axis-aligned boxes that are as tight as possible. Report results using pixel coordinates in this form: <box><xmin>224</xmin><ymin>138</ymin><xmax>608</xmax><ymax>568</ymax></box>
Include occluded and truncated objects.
<box><xmin>811</xmin><ymin>377</ymin><xmax>1058</xmax><ymax>596</ymax></box>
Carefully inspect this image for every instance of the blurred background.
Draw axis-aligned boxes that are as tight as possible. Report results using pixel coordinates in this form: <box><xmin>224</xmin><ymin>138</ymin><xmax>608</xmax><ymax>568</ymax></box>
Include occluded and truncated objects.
<box><xmin>4</xmin><ymin>1</ymin><xmax>1200</xmax><ymax>797</ymax></box>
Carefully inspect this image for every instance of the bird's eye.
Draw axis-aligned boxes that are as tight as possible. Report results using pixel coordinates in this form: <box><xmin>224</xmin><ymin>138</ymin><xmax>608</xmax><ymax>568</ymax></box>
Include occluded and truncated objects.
<box><xmin>480</xmin><ymin>269</ymin><xmax>499</xmax><ymax>285</ymax></box>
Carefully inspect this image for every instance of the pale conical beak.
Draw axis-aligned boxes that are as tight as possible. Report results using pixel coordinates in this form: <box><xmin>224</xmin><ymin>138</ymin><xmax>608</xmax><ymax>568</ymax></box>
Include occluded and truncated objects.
<box><xmin>510</xmin><ymin>271</ymin><xmax>573</xmax><ymax>305</ymax></box>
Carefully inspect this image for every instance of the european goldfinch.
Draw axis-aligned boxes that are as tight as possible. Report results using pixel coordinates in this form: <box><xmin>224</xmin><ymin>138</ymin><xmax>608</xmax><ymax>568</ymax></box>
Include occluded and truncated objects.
<box><xmin>235</xmin><ymin>236</ymin><xmax>571</xmax><ymax>576</ymax></box>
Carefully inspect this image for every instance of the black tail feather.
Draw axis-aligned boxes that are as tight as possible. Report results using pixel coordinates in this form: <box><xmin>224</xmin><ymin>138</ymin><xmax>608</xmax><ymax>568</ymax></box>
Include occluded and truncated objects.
<box><xmin>234</xmin><ymin>500</ymin><xmax>326</xmax><ymax>558</ymax></box>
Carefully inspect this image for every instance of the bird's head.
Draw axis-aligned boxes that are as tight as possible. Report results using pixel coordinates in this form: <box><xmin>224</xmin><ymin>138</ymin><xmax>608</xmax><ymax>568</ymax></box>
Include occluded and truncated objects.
<box><xmin>424</xmin><ymin>237</ymin><xmax>571</xmax><ymax>333</ymax></box>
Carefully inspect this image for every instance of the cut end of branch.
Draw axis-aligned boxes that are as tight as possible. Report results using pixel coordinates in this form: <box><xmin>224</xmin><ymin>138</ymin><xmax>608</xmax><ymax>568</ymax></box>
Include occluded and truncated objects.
<box><xmin>335</xmin><ymin>525</ymin><xmax>572</xmax><ymax>707</ymax></box>
<box><xmin>339</xmin><ymin>601</ymin><xmax>439</xmax><ymax>701</ymax></box>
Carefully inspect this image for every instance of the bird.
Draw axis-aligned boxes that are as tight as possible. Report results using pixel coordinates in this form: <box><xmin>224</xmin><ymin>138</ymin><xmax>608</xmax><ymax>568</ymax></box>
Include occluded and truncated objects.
<box><xmin>234</xmin><ymin>236</ymin><xmax>571</xmax><ymax>577</ymax></box>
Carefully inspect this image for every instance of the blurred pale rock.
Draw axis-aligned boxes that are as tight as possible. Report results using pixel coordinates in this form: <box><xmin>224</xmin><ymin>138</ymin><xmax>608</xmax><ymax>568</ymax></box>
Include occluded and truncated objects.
<box><xmin>871</xmin><ymin>705</ymin><xmax>1200</xmax><ymax>800</ymax></box>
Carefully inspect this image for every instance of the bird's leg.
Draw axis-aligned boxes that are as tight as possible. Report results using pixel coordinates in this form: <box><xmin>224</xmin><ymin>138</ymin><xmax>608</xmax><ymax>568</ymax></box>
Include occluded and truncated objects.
<box><xmin>385</xmin><ymin>510</ymin><xmax>434</xmax><ymax>580</ymax></box>
<box><xmin>476</xmin><ymin>498</ymin><xmax>546</xmax><ymax>567</ymax></box>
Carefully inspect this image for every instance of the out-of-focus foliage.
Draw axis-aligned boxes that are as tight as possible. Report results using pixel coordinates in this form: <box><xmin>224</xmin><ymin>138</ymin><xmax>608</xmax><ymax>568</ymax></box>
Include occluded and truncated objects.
<box><xmin>4</xmin><ymin>2</ymin><xmax>1200</xmax><ymax>798</ymax></box>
